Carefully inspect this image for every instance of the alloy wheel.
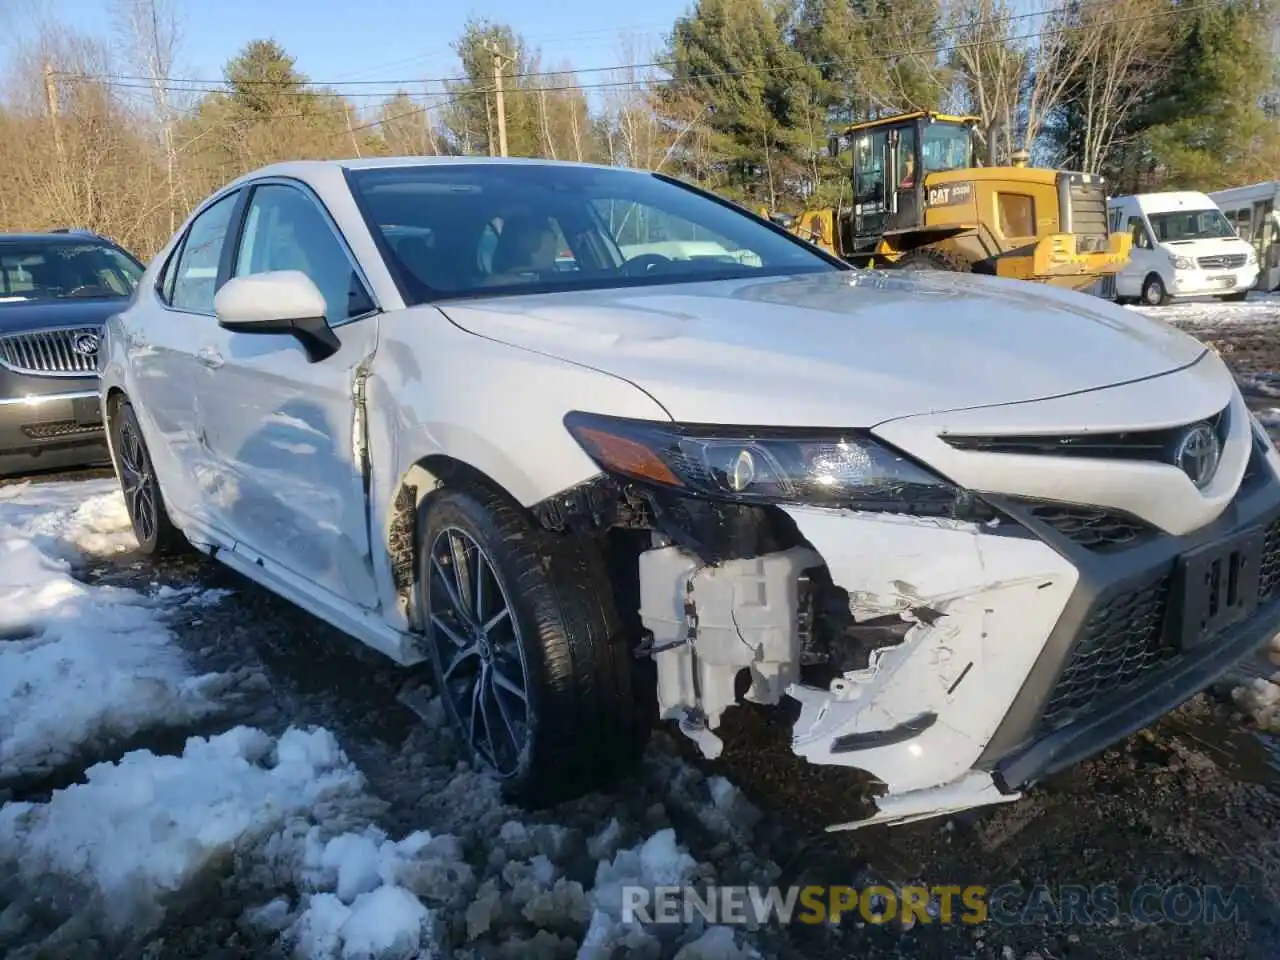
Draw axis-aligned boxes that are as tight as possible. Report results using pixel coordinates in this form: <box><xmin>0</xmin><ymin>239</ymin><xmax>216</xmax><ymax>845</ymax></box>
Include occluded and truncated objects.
<box><xmin>425</xmin><ymin>526</ymin><xmax>531</xmax><ymax>777</ymax></box>
<box><xmin>117</xmin><ymin>417</ymin><xmax>159</xmax><ymax>545</ymax></box>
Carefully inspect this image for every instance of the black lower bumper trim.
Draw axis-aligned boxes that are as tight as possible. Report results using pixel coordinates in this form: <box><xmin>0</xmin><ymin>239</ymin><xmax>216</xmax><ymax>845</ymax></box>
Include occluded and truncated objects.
<box><xmin>831</xmin><ymin>711</ymin><xmax>937</xmax><ymax>753</ymax></box>
<box><xmin>993</xmin><ymin>595</ymin><xmax>1280</xmax><ymax>793</ymax></box>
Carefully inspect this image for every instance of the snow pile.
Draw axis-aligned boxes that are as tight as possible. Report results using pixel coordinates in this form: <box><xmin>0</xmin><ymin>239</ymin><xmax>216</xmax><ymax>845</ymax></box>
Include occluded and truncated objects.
<box><xmin>0</xmin><ymin>726</ymin><xmax>377</xmax><ymax>939</ymax></box>
<box><xmin>0</xmin><ymin>481</ymin><xmax>225</xmax><ymax>783</ymax></box>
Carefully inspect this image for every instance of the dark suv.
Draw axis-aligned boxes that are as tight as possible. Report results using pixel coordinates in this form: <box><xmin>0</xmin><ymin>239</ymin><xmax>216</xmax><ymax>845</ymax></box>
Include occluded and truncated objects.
<box><xmin>0</xmin><ymin>229</ymin><xmax>145</xmax><ymax>477</ymax></box>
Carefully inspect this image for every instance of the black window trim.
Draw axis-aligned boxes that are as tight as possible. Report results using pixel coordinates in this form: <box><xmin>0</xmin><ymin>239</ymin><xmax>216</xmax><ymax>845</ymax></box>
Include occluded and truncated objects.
<box><xmin>154</xmin><ymin>186</ymin><xmax>246</xmax><ymax>317</ymax></box>
<box><xmin>226</xmin><ymin>176</ymin><xmax>380</xmax><ymax>329</ymax></box>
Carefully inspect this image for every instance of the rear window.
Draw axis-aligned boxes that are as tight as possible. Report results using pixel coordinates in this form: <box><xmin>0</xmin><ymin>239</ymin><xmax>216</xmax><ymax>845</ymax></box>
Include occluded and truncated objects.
<box><xmin>0</xmin><ymin>240</ymin><xmax>145</xmax><ymax>302</ymax></box>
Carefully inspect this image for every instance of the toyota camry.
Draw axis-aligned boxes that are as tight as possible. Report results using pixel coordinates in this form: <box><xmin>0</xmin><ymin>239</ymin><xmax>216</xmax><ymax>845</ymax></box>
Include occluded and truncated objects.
<box><xmin>98</xmin><ymin>157</ymin><xmax>1280</xmax><ymax>828</ymax></box>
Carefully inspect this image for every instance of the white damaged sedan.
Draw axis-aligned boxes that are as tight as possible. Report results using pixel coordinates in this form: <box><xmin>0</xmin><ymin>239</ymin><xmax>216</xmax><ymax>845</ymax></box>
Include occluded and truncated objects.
<box><xmin>99</xmin><ymin>157</ymin><xmax>1280</xmax><ymax>828</ymax></box>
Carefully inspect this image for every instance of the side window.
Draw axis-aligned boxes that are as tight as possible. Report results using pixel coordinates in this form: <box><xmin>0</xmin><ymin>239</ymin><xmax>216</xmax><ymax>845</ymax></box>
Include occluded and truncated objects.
<box><xmin>234</xmin><ymin>183</ymin><xmax>373</xmax><ymax>322</ymax></box>
<box><xmin>1127</xmin><ymin>216</ymin><xmax>1152</xmax><ymax>250</ymax></box>
<box><xmin>170</xmin><ymin>192</ymin><xmax>239</xmax><ymax>313</ymax></box>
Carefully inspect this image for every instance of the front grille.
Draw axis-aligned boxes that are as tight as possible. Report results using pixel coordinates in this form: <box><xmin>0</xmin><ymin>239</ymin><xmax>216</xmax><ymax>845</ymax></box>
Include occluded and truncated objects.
<box><xmin>1040</xmin><ymin>514</ymin><xmax>1280</xmax><ymax>735</ymax></box>
<box><xmin>1197</xmin><ymin>253</ymin><xmax>1248</xmax><ymax>270</ymax></box>
<box><xmin>1039</xmin><ymin>573</ymin><xmax>1175</xmax><ymax>731</ymax></box>
<box><xmin>1026</xmin><ymin>502</ymin><xmax>1156</xmax><ymax>551</ymax></box>
<box><xmin>1067</xmin><ymin>179</ymin><xmax>1108</xmax><ymax>245</ymax></box>
<box><xmin>944</xmin><ymin>406</ymin><xmax>1230</xmax><ymax>462</ymax></box>
<box><xmin>20</xmin><ymin>420</ymin><xmax>100</xmax><ymax>440</ymax></box>
<box><xmin>0</xmin><ymin>327</ymin><xmax>101</xmax><ymax>377</ymax></box>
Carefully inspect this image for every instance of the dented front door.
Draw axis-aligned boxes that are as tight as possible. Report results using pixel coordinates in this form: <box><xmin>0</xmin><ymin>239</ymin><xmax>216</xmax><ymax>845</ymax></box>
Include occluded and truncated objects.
<box><xmin>191</xmin><ymin>179</ymin><xmax>381</xmax><ymax>610</ymax></box>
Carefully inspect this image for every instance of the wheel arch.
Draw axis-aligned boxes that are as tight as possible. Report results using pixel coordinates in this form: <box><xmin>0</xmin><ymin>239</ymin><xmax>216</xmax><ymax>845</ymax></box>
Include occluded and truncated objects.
<box><xmin>385</xmin><ymin>451</ymin><xmax>535</xmax><ymax>633</ymax></box>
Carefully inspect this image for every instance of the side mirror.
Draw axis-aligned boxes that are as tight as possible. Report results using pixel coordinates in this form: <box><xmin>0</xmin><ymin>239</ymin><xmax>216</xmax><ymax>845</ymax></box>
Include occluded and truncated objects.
<box><xmin>214</xmin><ymin>270</ymin><xmax>339</xmax><ymax>363</ymax></box>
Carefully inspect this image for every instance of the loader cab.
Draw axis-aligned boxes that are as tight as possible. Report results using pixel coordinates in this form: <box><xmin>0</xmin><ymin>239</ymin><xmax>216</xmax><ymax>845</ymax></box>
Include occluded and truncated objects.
<box><xmin>846</xmin><ymin>112</ymin><xmax>978</xmax><ymax>253</ymax></box>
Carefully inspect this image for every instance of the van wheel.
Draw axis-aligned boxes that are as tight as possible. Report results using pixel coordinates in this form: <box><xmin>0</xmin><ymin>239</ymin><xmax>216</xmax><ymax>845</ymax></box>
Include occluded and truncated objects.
<box><xmin>416</xmin><ymin>485</ymin><xmax>651</xmax><ymax>805</ymax></box>
<box><xmin>1141</xmin><ymin>274</ymin><xmax>1170</xmax><ymax>306</ymax></box>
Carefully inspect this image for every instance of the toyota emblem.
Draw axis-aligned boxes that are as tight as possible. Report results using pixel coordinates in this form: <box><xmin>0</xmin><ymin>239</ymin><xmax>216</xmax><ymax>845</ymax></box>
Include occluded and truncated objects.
<box><xmin>72</xmin><ymin>332</ymin><xmax>100</xmax><ymax>357</ymax></box>
<box><xmin>1173</xmin><ymin>423</ymin><xmax>1221</xmax><ymax>489</ymax></box>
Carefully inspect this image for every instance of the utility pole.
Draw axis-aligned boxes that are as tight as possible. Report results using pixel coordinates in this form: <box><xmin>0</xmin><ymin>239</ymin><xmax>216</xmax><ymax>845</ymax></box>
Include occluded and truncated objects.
<box><xmin>482</xmin><ymin>40</ymin><xmax>513</xmax><ymax>157</ymax></box>
<box><xmin>43</xmin><ymin>62</ymin><xmax>66</xmax><ymax>169</ymax></box>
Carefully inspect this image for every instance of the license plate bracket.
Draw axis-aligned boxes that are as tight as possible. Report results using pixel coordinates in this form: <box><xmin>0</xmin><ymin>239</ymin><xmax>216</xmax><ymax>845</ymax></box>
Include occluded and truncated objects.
<box><xmin>1170</xmin><ymin>527</ymin><xmax>1265</xmax><ymax>651</ymax></box>
<box><xmin>71</xmin><ymin>396</ymin><xmax>103</xmax><ymax>427</ymax></box>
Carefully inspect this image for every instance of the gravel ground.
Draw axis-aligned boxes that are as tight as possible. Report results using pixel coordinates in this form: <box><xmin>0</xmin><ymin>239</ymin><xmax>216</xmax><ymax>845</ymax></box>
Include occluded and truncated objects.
<box><xmin>7</xmin><ymin>297</ymin><xmax>1280</xmax><ymax>960</ymax></box>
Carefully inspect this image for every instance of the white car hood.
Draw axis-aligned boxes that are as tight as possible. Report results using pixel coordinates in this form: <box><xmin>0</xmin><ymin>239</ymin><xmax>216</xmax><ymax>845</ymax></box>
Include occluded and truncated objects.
<box><xmin>438</xmin><ymin>270</ymin><xmax>1207</xmax><ymax>426</ymax></box>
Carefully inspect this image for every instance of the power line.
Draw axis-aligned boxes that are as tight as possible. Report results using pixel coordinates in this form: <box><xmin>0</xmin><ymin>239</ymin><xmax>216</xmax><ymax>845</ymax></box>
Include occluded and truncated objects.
<box><xmin>53</xmin><ymin>0</ymin><xmax>1226</xmax><ymax>108</ymax></box>
<box><xmin>54</xmin><ymin>0</ymin><xmax>1063</xmax><ymax>89</ymax></box>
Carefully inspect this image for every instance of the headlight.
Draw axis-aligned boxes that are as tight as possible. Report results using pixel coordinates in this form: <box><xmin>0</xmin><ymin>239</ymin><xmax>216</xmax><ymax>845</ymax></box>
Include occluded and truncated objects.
<box><xmin>1173</xmin><ymin>256</ymin><xmax>1195</xmax><ymax>270</ymax></box>
<box><xmin>563</xmin><ymin>411</ymin><xmax>969</xmax><ymax>515</ymax></box>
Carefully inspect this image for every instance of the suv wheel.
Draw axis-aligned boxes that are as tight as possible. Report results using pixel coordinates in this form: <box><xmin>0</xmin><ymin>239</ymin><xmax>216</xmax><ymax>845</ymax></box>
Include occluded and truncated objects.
<box><xmin>417</xmin><ymin>485</ymin><xmax>651</xmax><ymax>804</ymax></box>
<box><xmin>110</xmin><ymin>400</ymin><xmax>184</xmax><ymax>555</ymax></box>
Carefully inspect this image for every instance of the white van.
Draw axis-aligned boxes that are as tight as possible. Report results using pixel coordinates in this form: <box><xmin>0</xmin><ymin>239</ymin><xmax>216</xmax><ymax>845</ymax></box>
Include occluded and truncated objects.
<box><xmin>1104</xmin><ymin>191</ymin><xmax>1259</xmax><ymax>305</ymax></box>
<box><xmin>1208</xmin><ymin>180</ymin><xmax>1280</xmax><ymax>292</ymax></box>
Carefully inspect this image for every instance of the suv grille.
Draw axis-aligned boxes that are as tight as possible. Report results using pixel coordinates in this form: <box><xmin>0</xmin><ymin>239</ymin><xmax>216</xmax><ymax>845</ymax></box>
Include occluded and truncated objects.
<box><xmin>1197</xmin><ymin>253</ymin><xmax>1248</xmax><ymax>270</ymax></box>
<box><xmin>1026</xmin><ymin>502</ymin><xmax>1155</xmax><ymax>551</ymax></box>
<box><xmin>0</xmin><ymin>327</ymin><xmax>100</xmax><ymax>377</ymax></box>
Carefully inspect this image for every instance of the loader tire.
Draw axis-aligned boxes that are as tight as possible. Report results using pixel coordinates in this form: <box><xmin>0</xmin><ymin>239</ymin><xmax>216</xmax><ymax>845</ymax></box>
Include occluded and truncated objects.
<box><xmin>897</xmin><ymin>246</ymin><xmax>975</xmax><ymax>273</ymax></box>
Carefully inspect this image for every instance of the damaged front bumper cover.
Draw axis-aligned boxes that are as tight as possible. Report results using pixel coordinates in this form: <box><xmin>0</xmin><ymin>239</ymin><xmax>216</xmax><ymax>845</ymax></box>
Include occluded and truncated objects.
<box><xmin>637</xmin><ymin>468</ymin><xmax>1280</xmax><ymax>830</ymax></box>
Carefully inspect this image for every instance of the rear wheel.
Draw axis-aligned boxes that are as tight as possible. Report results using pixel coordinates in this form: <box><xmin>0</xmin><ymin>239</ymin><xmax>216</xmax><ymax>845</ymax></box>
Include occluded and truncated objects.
<box><xmin>1141</xmin><ymin>273</ymin><xmax>1170</xmax><ymax>306</ymax></box>
<box><xmin>896</xmin><ymin>246</ymin><xmax>974</xmax><ymax>272</ymax></box>
<box><xmin>110</xmin><ymin>400</ymin><xmax>184</xmax><ymax>556</ymax></box>
<box><xmin>417</xmin><ymin>484</ymin><xmax>651</xmax><ymax>805</ymax></box>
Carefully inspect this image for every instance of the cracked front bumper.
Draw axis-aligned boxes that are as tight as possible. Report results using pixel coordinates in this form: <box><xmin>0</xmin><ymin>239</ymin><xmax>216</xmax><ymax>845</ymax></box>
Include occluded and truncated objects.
<box><xmin>778</xmin><ymin>436</ymin><xmax>1280</xmax><ymax>827</ymax></box>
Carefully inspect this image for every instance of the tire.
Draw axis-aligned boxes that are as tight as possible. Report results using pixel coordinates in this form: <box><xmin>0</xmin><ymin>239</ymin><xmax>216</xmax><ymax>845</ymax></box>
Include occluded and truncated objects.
<box><xmin>110</xmin><ymin>399</ymin><xmax>185</xmax><ymax>556</ymax></box>
<box><xmin>896</xmin><ymin>245</ymin><xmax>974</xmax><ymax>272</ymax></box>
<box><xmin>1219</xmin><ymin>290</ymin><xmax>1249</xmax><ymax>302</ymax></box>
<box><xmin>417</xmin><ymin>484</ymin><xmax>651</xmax><ymax>805</ymax></box>
<box><xmin>1141</xmin><ymin>273</ymin><xmax>1170</xmax><ymax>306</ymax></box>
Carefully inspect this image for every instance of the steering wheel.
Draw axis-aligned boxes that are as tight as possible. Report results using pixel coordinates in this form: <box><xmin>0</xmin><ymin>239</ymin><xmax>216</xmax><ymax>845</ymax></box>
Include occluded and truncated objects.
<box><xmin>622</xmin><ymin>253</ymin><xmax>672</xmax><ymax>276</ymax></box>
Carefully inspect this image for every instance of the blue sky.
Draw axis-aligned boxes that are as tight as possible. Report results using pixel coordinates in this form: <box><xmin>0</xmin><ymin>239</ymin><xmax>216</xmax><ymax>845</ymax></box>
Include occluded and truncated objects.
<box><xmin>9</xmin><ymin>0</ymin><xmax>686</xmax><ymax>92</ymax></box>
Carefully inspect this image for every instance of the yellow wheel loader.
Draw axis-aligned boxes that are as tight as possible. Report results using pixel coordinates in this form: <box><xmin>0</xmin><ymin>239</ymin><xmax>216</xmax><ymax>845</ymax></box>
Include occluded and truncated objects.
<box><xmin>768</xmin><ymin>111</ymin><xmax>1131</xmax><ymax>291</ymax></box>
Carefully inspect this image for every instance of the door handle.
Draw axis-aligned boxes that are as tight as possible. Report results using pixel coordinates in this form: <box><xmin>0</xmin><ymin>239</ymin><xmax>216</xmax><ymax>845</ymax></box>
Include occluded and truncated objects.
<box><xmin>196</xmin><ymin>346</ymin><xmax>224</xmax><ymax>369</ymax></box>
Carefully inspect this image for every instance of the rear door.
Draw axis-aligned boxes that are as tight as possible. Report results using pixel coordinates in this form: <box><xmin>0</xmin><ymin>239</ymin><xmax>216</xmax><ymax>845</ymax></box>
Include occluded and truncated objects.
<box><xmin>124</xmin><ymin>189</ymin><xmax>243</xmax><ymax>525</ymax></box>
<box><xmin>191</xmin><ymin>177</ymin><xmax>382</xmax><ymax>610</ymax></box>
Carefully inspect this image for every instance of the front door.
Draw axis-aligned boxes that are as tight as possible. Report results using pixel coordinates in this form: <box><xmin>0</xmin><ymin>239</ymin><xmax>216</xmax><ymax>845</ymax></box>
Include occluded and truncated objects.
<box><xmin>1116</xmin><ymin>215</ymin><xmax>1158</xmax><ymax>298</ymax></box>
<box><xmin>192</xmin><ymin>179</ymin><xmax>382</xmax><ymax>610</ymax></box>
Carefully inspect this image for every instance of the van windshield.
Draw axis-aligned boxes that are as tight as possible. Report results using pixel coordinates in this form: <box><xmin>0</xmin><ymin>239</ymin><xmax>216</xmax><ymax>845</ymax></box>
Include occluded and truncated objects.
<box><xmin>1147</xmin><ymin>208</ymin><xmax>1236</xmax><ymax>243</ymax></box>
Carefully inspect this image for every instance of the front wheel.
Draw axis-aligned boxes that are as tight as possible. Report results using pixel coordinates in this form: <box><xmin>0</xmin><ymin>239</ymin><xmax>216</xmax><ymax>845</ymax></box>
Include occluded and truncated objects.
<box><xmin>417</xmin><ymin>485</ymin><xmax>651</xmax><ymax>805</ymax></box>
<box><xmin>110</xmin><ymin>399</ymin><xmax>185</xmax><ymax>555</ymax></box>
<box><xmin>1141</xmin><ymin>273</ymin><xmax>1170</xmax><ymax>306</ymax></box>
<box><xmin>896</xmin><ymin>246</ymin><xmax>974</xmax><ymax>272</ymax></box>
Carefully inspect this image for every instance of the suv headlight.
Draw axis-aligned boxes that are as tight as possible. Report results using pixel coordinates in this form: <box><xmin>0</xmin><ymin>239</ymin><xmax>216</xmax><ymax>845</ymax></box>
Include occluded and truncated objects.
<box><xmin>1173</xmin><ymin>256</ymin><xmax>1195</xmax><ymax>270</ymax></box>
<box><xmin>564</xmin><ymin>411</ymin><xmax>972</xmax><ymax>515</ymax></box>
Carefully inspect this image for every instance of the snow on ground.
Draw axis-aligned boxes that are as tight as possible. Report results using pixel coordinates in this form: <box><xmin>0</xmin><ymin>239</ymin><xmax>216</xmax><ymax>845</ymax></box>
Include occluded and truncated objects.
<box><xmin>0</xmin><ymin>480</ymin><xmax>229</xmax><ymax>785</ymax></box>
<box><xmin>1126</xmin><ymin>290</ymin><xmax>1280</xmax><ymax>327</ymax></box>
<box><xmin>0</xmin><ymin>476</ymin><xmax>766</xmax><ymax>959</ymax></box>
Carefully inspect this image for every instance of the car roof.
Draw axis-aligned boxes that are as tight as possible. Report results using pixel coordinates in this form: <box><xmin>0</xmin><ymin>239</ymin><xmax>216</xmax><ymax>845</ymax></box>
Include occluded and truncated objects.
<box><xmin>223</xmin><ymin>155</ymin><xmax>652</xmax><ymax>192</ymax></box>
<box><xmin>0</xmin><ymin>232</ymin><xmax>116</xmax><ymax>243</ymax></box>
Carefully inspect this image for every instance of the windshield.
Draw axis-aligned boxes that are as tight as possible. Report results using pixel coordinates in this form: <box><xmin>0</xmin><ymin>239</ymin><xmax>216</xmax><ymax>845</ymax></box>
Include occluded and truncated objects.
<box><xmin>347</xmin><ymin>164</ymin><xmax>840</xmax><ymax>302</ymax></box>
<box><xmin>0</xmin><ymin>239</ymin><xmax>144</xmax><ymax>302</ymax></box>
<box><xmin>922</xmin><ymin>123</ymin><xmax>972</xmax><ymax>173</ymax></box>
<box><xmin>1148</xmin><ymin>208</ymin><xmax>1236</xmax><ymax>243</ymax></box>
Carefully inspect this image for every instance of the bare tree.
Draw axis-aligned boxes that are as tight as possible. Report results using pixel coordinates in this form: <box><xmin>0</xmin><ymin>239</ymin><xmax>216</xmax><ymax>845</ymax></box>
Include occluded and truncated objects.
<box><xmin>947</xmin><ymin>0</ymin><xmax>1027</xmax><ymax>164</ymax></box>
<box><xmin>1072</xmin><ymin>0</ymin><xmax>1173</xmax><ymax>173</ymax></box>
<box><xmin>110</xmin><ymin>0</ymin><xmax>185</xmax><ymax>233</ymax></box>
